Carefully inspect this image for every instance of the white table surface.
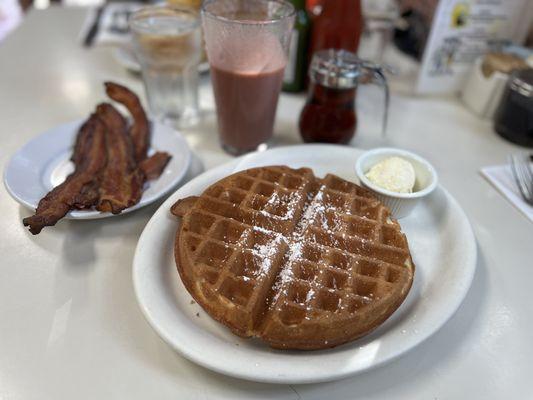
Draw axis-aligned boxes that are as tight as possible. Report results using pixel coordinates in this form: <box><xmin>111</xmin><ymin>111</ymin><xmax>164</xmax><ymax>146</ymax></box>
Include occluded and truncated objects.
<box><xmin>1</xmin><ymin>6</ymin><xmax>532</xmax><ymax>400</ymax></box>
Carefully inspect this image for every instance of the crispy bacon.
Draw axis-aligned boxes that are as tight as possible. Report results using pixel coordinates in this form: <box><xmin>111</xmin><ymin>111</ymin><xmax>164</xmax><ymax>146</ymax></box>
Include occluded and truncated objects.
<box><xmin>22</xmin><ymin>82</ymin><xmax>172</xmax><ymax>234</ymax></box>
<box><xmin>139</xmin><ymin>151</ymin><xmax>172</xmax><ymax>180</ymax></box>
<box><xmin>105</xmin><ymin>82</ymin><xmax>150</xmax><ymax>162</ymax></box>
<box><xmin>22</xmin><ymin>116</ymin><xmax>107</xmax><ymax>234</ymax></box>
<box><xmin>95</xmin><ymin>103</ymin><xmax>144</xmax><ymax>214</ymax></box>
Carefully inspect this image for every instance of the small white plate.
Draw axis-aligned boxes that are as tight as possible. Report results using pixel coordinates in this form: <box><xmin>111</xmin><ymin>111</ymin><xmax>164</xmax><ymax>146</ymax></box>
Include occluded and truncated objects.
<box><xmin>133</xmin><ymin>145</ymin><xmax>477</xmax><ymax>384</ymax></box>
<box><xmin>4</xmin><ymin>119</ymin><xmax>191</xmax><ymax>219</ymax></box>
<box><xmin>114</xmin><ymin>47</ymin><xmax>210</xmax><ymax>74</ymax></box>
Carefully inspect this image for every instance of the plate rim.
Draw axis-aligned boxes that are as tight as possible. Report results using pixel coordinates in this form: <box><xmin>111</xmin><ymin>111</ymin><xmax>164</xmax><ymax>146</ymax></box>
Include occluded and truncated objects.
<box><xmin>132</xmin><ymin>145</ymin><xmax>477</xmax><ymax>384</ymax></box>
<box><xmin>3</xmin><ymin>118</ymin><xmax>192</xmax><ymax>220</ymax></box>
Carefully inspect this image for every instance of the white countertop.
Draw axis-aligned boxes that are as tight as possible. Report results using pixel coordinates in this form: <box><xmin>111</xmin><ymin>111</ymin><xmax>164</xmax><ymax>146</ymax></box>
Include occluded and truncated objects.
<box><xmin>1</xmin><ymin>6</ymin><xmax>532</xmax><ymax>400</ymax></box>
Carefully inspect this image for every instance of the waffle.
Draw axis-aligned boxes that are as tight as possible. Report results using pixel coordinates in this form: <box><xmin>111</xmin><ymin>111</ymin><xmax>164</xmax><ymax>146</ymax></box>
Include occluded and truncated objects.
<box><xmin>171</xmin><ymin>166</ymin><xmax>414</xmax><ymax>350</ymax></box>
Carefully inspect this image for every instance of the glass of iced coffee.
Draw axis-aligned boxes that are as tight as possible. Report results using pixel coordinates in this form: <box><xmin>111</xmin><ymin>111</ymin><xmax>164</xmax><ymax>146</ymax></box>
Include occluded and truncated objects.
<box><xmin>130</xmin><ymin>5</ymin><xmax>202</xmax><ymax>128</ymax></box>
<box><xmin>202</xmin><ymin>0</ymin><xmax>295</xmax><ymax>155</ymax></box>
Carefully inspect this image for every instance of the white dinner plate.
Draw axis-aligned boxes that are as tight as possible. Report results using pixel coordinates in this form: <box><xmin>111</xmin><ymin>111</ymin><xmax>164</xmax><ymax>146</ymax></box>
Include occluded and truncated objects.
<box><xmin>133</xmin><ymin>145</ymin><xmax>477</xmax><ymax>384</ymax></box>
<box><xmin>114</xmin><ymin>47</ymin><xmax>210</xmax><ymax>74</ymax></box>
<box><xmin>4</xmin><ymin>119</ymin><xmax>191</xmax><ymax>219</ymax></box>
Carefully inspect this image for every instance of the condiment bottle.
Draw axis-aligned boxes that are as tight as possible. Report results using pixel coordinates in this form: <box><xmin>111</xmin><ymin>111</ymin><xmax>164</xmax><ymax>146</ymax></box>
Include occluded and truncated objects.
<box><xmin>494</xmin><ymin>68</ymin><xmax>533</xmax><ymax>147</ymax></box>
<box><xmin>308</xmin><ymin>0</ymin><xmax>363</xmax><ymax>56</ymax></box>
<box><xmin>305</xmin><ymin>0</ymin><xmax>322</xmax><ymax>17</ymax></box>
<box><xmin>283</xmin><ymin>0</ymin><xmax>312</xmax><ymax>93</ymax></box>
<box><xmin>299</xmin><ymin>49</ymin><xmax>390</xmax><ymax>144</ymax></box>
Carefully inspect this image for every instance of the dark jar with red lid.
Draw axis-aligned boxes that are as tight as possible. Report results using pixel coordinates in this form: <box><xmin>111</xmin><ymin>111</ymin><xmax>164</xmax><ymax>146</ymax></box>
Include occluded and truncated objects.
<box><xmin>299</xmin><ymin>49</ymin><xmax>389</xmax><ymax>144</ymax></box>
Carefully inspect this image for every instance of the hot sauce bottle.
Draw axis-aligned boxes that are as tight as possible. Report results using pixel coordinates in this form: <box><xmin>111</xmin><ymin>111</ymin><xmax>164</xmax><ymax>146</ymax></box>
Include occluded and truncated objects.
<box><xmin>308</xmin><ymin>0</ymin><xmax>363</xmax><ymax>55</ymax></box>
<box><xmin>299</xmin><ymin>49</ymin><xmax>390</xmax><ymax>144</ymax></box>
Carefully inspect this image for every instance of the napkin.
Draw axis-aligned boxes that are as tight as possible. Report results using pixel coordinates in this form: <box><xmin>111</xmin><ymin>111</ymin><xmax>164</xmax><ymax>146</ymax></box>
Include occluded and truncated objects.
<box><xmin>480</xmin><ymin>164</ymin><xmax>533</xmax><ymax>223</ymax></box>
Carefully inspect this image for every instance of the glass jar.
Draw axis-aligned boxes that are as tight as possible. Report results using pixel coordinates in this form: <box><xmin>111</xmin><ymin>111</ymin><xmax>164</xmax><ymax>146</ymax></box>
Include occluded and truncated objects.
<box><xmin>299</xmin><ymin>49</ymin><xmax>389</xmax><ymax>144</ymax></box>
<box><xmin>494</xmin><ymin>69</ymin><xmax>533</xmax><ymax>147</ymax></box>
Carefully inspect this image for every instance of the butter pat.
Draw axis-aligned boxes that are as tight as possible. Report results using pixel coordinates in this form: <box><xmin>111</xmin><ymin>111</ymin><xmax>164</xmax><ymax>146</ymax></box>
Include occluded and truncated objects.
<box><xmin>365</xmin><ymin>157</ymin><xmax>416</xmax><ymax>193</ymax></box>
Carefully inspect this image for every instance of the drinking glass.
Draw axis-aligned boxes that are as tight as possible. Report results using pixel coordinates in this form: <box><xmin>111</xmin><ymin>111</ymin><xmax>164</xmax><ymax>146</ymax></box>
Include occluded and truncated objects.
<box><xmin>130</xmin><ymin>5</ymin><xmax>202</xmax><ymax>128</ymax></box>
<box><xmin>202</xmin><ymin>0</ymin><xmax>295</xmax><ymax>155</ymax></box>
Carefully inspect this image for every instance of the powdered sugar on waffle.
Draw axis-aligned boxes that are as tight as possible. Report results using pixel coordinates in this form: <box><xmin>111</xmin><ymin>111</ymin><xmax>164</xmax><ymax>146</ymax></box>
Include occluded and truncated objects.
<box><xmin>250</xmin><ymin>226</ymin><xmax>286</xmax><ymax>277</ymax></box>
<box><xmin>210</xmin><ymin>170</ymin><xmax>390</xmax><ymax>310</ymax></box>
<box><xmin>267</xmin><ymin>186</ymin><xmax>335</xmax><ymax>306</ymax></box>
<box><xmin>259</xmin><ymin>190</ymin><xmax>301</xmax><ymax>220</ymax></box>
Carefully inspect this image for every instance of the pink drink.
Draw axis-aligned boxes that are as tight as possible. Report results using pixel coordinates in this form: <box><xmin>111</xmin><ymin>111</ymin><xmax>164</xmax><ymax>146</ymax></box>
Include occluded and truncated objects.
<box><xmin>202</xmin><ymin>0</ymin><xmax>295</xmax><ymax>154</ymax></box>
<box><xmin>210</xmin><ymin>61</ymin><xmax>285</xmax><ymax>152</ymax></box>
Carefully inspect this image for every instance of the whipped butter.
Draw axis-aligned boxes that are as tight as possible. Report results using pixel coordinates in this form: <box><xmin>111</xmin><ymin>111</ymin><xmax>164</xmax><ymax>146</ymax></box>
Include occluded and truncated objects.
<box><xmin>365</xmin><ymin>156</ymin><xmax>416</xmax><ymax>193</ymax></box>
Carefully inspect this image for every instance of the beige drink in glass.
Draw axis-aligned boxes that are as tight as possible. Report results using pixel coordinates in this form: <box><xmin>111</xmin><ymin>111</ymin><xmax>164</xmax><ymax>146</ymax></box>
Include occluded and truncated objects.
<box><xmin>166</xmin><ymin>0</ymin><xmax>208</xmax><ymax>64</ymax></box>
<box><xmin>130</xmin><ymin>5</ymin><xmax>202</xmax><ymax>127</ymax></box>
<box><xmin>166</xmin><ymin>0</ymin><xmax>202</xmax><ymax>9</ymax></box>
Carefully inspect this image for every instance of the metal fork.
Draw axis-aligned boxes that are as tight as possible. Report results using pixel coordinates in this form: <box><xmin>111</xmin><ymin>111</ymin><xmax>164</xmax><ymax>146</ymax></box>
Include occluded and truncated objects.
<box><xmin>509</xmin><ymin>154</ymin><xmax>533</xmax><ymax>205</ymax></box>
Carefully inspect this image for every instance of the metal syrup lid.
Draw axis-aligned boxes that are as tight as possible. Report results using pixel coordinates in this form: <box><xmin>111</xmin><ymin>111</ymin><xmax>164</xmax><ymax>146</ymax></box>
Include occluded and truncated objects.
<box><xmin>309</xmin><ymin>49</ymin><xmax>387</xmax><ymax>89</ymax></box>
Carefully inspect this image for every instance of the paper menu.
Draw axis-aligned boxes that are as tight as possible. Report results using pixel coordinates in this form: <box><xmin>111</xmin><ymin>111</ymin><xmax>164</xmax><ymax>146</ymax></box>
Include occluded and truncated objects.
<box><xmin>416</xmin><ymin>0</ymin><xmax>533</xmax><ymax>94</ymax></box>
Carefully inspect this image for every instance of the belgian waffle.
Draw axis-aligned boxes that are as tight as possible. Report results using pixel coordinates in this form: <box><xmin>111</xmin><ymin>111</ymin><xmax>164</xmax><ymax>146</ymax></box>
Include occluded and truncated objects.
<box><xmin>171</xmin><ymin>166</ymin><xmax>414</xmax><ymax>350</ymax></box>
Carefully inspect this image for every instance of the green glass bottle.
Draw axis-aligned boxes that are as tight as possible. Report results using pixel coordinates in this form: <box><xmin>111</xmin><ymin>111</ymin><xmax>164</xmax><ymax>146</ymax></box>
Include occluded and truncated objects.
<box><xmin>282</xmin><ymin>0</ymin><xmax>311</xmax><ymax>93</ymax></box>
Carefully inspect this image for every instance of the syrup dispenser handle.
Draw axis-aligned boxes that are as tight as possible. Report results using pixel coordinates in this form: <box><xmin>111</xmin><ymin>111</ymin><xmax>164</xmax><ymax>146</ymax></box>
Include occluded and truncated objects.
<box><xmin>360</xmin><ymin>62</ymin><xmax>394</xmax><ymax>138</ymax></box>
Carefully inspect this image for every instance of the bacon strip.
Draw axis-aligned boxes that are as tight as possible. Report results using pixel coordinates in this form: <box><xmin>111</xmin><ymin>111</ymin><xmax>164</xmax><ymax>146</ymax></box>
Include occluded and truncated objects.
<box><xmin>139</xmin><ymin>151</ymin><xmax>172</xmax><ymax>180</ymax></box>
<box><xmin>104</xmin><ymin>82</ymin><xmax>150</xmax><ymax>162</ymax></box>
<box><xmin>95</xmin><ymin>103</ymin><xmax>144</xmax><ymax>214</ymax></box>
<box><xmin>22</xmin><ymin>82</ymin><xmax>172</xmax><ymax>234</ymax></box>
<box><xmin>22</xmin><ymin>116</ymin><xmax>107</xmax><ymax>234</ymax></box>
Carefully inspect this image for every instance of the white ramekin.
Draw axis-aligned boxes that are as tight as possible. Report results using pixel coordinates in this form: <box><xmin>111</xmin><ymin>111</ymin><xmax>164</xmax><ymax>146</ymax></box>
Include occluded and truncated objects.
<box><xmin>355</xmin><ymin>147</ymin><xmax>438</xmax><ymax>219</ymax></box>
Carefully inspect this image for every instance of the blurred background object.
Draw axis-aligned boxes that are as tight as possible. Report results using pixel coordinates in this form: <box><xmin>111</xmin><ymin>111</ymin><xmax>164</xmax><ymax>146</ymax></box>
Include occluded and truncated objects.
<box><xmin>415</xmin><ymin>0</ymin><xmax>533</xmax><ymax>94</ymax></box>
<box><xmin>359</xmin><ymin>0</ymin><xmax>399</xmax><ymax>63</ymax></box>
<box><xmin>3</xmin><ymin>0</ymin><xmax>532</xmax><ymax>105</ymax></box>
<box><xmin>461</xmin><ymin>52</ymin><xmax>529</xmax><ymax>119</ymax></box>
<box><xmin>392</xmin><ymin>0</ymin><xmax>438</xmax><ymax>60</ymax></box>
<box><xmin>494</xmin><ymin>68</ymin><xmax>533</xmax><ymax>147</ymax></box>
<box><xmin>0</xmin><ymin>0</ymin><xmax>23</xmax><ymax>41</ymax></box>
<box><xmin>81</xmin><ymin>2</ymin><xmax>143</xmax><ymax>48</ymax></box>
<box><xmin>282</xmin><ymin>0</ymin><xmax>311</xmax><ymax>93</ymax></box>
<box><xmin>308</xmin><ymin>0</ymin><xmax>363</xmax><ymax>56</ymax></box>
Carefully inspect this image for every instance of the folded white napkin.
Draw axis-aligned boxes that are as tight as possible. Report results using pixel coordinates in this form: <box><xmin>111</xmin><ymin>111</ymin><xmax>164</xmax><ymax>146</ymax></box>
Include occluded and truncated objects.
<box><xmin>480</xmin><ymin>164</ymin><xmax>533</xmax><ymax>223</ymax></box>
